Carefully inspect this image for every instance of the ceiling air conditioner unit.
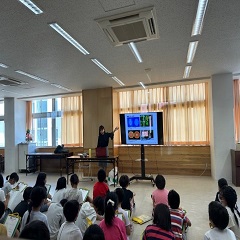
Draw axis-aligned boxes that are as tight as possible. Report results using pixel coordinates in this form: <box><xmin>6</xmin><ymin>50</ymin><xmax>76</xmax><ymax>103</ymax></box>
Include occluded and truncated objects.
<box><xmin>96</xmin><ymin>7</ymin><xmax>159</xmax><ymax>47</ymax></box>
<box><xmin>0</xmin><ymin>76</ymin><xmax>26</xmax><ymax>86</ymax></box>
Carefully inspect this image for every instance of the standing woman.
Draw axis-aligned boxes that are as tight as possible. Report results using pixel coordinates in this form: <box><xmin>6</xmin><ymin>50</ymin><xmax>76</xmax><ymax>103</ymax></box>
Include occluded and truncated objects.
<box><xmin>97</xmin><ymin>125</ymin><xmax>118</xmax><ymax>172</ymax></box>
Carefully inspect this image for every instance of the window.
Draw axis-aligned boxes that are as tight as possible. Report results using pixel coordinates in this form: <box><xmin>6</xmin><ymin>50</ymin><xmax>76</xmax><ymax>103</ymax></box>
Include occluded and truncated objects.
<box><xmin>0</xmin><ymin>101</ymin><xmax>5</xmax><ymax>147</ymax></box>
<box><xmin>32</xmin><ymin>98</ymin><xmax>62</xmax><ymax>146</ymax></box>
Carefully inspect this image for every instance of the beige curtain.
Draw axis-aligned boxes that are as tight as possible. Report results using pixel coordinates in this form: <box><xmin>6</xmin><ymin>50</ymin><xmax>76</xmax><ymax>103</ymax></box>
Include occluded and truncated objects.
<box><xmin>26</xmin><ymin>101</ymin><xmax>32</xmax><ymax>131</ymax></box>
<box><xmin>61</xmin><ymin>96</ymin><xmax>83</xmax><ymax>146</ymax></box>
<box><xmin>234</xmin><ymin>79</ymin><xmax>240</xmax><ymax>142</ymax></box>
<box><xmin>118</xmin><ymin>82</ymin><xmax>210</xmax><ymax>145</ymax></box>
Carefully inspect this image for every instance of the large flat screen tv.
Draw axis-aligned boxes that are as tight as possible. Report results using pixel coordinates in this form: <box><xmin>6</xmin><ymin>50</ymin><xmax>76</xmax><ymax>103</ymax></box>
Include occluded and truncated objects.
<box><xmin>120</xmin><ymin>112</ymin><xmax>163</xmax><ymax>145</ymax></box>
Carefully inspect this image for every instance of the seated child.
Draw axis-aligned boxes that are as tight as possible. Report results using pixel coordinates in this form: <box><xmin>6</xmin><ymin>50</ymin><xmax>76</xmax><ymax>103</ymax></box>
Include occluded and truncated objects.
<box><xmin>152</xmin><ymin>174</ymin><xmax>169</xmax><ymax>209</ymax></box>
<box><xmin>2</xmin><ymin>172</ymin><xmax>19</xmax><ymax>196</ymax></box>
<box><xmin>64</xmin><ymin>174</ymin><xmax>83</xmax><ymax>205</ymax></box>
<box><xmin>115</xmin><ymin>188</ymin><xmax>131</xmax><ymax>239</ymax></box>
<box><xmin>119</xmin><ymin>175</ymin><xmax>135</xmax><ymax>213</ymax></box>
<box><xmin>46</xmin><ymin>199</ymin><xmax>67</xmax><ymax>240</ymax></box>
<box><xmin>0</xmin><ymin>174</ymin><xmax>8</xmax><ymax>209</ymax></box>
<box><xmin>93</xmin><ymin>169</ymin><xmax>109</xmax><ymax>200</ymax></box>
<box><xmin>0</xmin><ymin>201</ymin><xmax>7</xmax><ymax>236</ymax></box>
<box><xmin>215</xmin><ymin>178</ymin><xmax>228</xmax><ymax>202</ymax></box>
<box><xmin>168</xmin><ymin>189</ymin><xmax>191</xmax><ymax>240</ymax></box>
<box><xmin>57</xmin><ymin>200</ymin><xmax>82</xmax><ymax>240</ymax></box>
<box><xmin>83</xmin><ymin>224</ymin><xmax>105</xmax><ymax>240</ymax></box>
<box><xmin>20</xmin><ymin>186</ymin><xmax>49</xmax><ymax>232</ymax></box>
<box><xmin>204</xmin><ymin>201</ymin><xmax>236</xmax><ymax>240</ymax></box>
<box><xmin>52</xmin><ymin>177</ymin><xmax>67</xmax><ymax>203</ymax></box>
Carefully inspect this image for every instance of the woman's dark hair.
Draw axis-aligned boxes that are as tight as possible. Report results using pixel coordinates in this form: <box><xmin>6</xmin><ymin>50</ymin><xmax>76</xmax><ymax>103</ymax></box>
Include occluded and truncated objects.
<box><xmin>0</xmin><ymin>173</ymin><xmax>3</xmax><ymax>188</ymax></box>
<box><xmin>218</xmin><ymin>178</ymin><xmax>228</xmax><ymax>189</ymax></box>
<box><xmin>0</xmin><ymin>201</ymin><xmax>5</xmax><ymax>218</ymax></box>
<box><xmin>70</xmin><ymin>174</ymin><xmax>79</xmax><ymax>185</ymax></box>
<box><xmin>115</xmin><ymin>188</ymin><xmax>124</xmax><ymax>204</ymax></box>
<box><xmin>93</xmin><ymin>196</ymin><xmax>105</xmax><ymax>216</ymax></box>
<box><xmin>208</xmin><ymin>201</ymin><xmax>229</xmax><ymax>230</ymax></box>
<box><xmin>23</xmin><ymin>187</ymin><xmax>33</xmax><ymax>202</ymax></box>
<box><xmin>168</xmin><ymin>189</ymin><xmax>180</xmax><ymax>209</ymax></box>
<box><xmin>119</xmin><ymin>175</ymin><xmax>130</xmax><ymax>188</ymax></box>
<box><xmin>55</xmin><ymin>177</ymin><xmax>67</xmax><ymax>190</ymax></box>
<box><xmin>63</xmin><ymin>200</ymin><xmax>79</xmax><ymax>222</ymax></box>
<box><xmin>98</xmin><ymin>169</ymin><xmax>106</xmax><ymax>182</ymax></box>
<box><xmin>19</xmin><ymin>220</ymin><xmax>50</xmax><ymax>240</ymax></box>
<box><xmin>26</xmin><ymin>187</ymin><xmax>47</xmax><ymax>225</ymax></box>
<box><xmin>153</xmin><ymin>204</ymin><xmax>171</xmax><ymax>231</ymax></box>
<box><xmin>99</xmin><ymin>125</ymin><xmax>104</xmax><ymax>135</ymax></box>
<box><xmin>6</xmin><ymin>172</ymin><xmax>19</xmax><ymax>182</ymax></box>
<box><xmin>34</xmin><ymin>172</ymin><xmax>47</xmax><ymax>187</ymax></box>
<box><xmin>222</xmin><ymin>186</ymin><xmax>240</xmax><ymax>226</ymax></box>
<box><xmin>104</xmin><ymin>192</ymin><xmax>118</xmax><ymax>226</ymax></box>
<box><xmin>155</xmin><ymin>175</ymin><xmax>166</xmax><ymax>190</ymax></box>
<box><xmin>83</xmin><ymin>224</ymin><xmax>105</xmax><ymax>240</ymax></box>
<box><xmin>60</xmin><ymin>199</ymin><xmax>68</xmax><ymax>207</ymax></box>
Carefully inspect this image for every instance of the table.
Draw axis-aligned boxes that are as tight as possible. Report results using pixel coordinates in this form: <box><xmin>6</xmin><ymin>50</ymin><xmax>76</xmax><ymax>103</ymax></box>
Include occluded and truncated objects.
<box><xmin>66</xmin><ymin>155</ymin><xmax>119</xmax><ymax>187</ymax></box>
<box><xmin>25</xmin><ymin>152</ymin><xmax>73</xmax><ymax>176</ymax></box>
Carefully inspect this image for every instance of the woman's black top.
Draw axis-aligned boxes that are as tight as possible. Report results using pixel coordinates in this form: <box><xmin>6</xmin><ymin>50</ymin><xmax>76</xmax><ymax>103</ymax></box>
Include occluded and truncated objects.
<box><xmin>97</xmin><ymin>132</ymin><xmax>114</xmax><ymax>147</ymax></box>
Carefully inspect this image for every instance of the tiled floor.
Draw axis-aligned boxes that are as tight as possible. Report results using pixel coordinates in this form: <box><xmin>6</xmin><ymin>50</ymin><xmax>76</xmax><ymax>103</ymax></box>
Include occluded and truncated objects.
<box><xmin>3</xmin><ymin>172</ymin><xmax>240</xmax><ymax>240</ymax></box>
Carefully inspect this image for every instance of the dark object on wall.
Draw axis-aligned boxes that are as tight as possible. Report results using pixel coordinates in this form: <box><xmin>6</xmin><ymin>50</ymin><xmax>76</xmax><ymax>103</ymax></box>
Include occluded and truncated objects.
<box><xmin>54</xmin><ymin>144</ymin><xmax>69</xmax><ymax>154</ymax></box>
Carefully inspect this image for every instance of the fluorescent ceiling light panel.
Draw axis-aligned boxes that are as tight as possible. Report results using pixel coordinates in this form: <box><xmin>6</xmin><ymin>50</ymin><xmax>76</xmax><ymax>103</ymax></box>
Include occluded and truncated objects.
<box><xmin>191</xmin><ymin>0</ymin><xmax>209</xmax><ymax>36</ymax></box>
<box><xmin>128</xmin><ymin>42</ymin><xmax>143</xmax><ymax>63</ymax></box>
<box><xmin>0</xmin><ymin>63</ymin><xmax>9</xmax><ymax>68</ymax></box>
<box><xmin>51</xmin><ymin>83</ymin><xmax>72</xmax><ymax>92</ymax></box>
<box><xmin>112</xmin><ymin>76</ymin><xmax>125</xmax><ymax>86</ymax></box>
<box><xmin>187</xmin><ymin>41</ymin><xmax>199</xmax><ymax>64</ymax></box>
<box><xmin>91</xmin><ymin>59</ymin><xmax>112</xmax><ymax>75</ymax></box>
<box><xmin>2</xmin><ymin>89</ymin><xmax>26</xmax><ymax>96</ymax></box>
<box><xmin>139</xmin><ymin>82</ymin><xmax>146</xmax><ymax>89</ymax></box>
<box><xmin>49</xmin><ymin>23</ymin><xmax>89</xmax><ymax>55</ymax></box>
<box><xmin>183</xmin><ymin>66</ymin><xmax>192</xmax><ymax>79</ymax></box>
<box><xmin>15</xmin><ymin>70</ymin><xmax>49</xmax><ymax>83</ymax></box>
<box><xmin>18</xmin><ymin>0</ymin><xmax>43</xmax><ymax>14</ymax></box>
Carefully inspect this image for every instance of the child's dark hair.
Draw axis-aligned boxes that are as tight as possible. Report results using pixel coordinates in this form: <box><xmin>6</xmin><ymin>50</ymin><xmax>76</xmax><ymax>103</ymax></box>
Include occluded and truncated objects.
<box><xmin>56</xmin><ymin>177</ymin><xmax>67</xmax><ymax>190</ymax></box>
<box><xmin>23</xmin><ymin>187</ymin><xmax>33</xmax><ymax>202</ymax></box>
<box><xmin>83</xmin><ymin>224</ymin><xmax>105</xmax><ymax>240</ymax></box>
<box><xmin>0</xmin><ymin>201</ymin><xmax>5</xmax><ymax>218</ymax></box>
<box><xmin>99</xmin><ymin>125</ymin><xmax>105</xmax><ymax>135</ymax></box>
<box><xmin>70</xmin><ymin>174</ymin><xmax>79</xmax><ymax>185</ymax></box>
<box><xmin>168</xmin><ymin>189</ymin><xmax>180</xmax><ymax>209</ymax></box>
<box><xmin>93</xmin><ymin>196</ymin><xmax>105</xmax><ymax>216</ymax></box>
<box><xmin>19</xmin><ymin>220</ymin><xmax>50</xmax><ymax>240</ymax></box>
<box><xmin>60</xmin><ymin>199</ymin><xmax>68</xmax><ymax>207</ymax></box>
<box><xmin>26</xmin><ymin>187</ymin><xmax>47</xmax><ymax>225</ymax></box>
<box><xmin>115</xmin><ymin>188</ymin><xmax>124</xmax><ymax>204</ymax></box>
<box><xmin>0</xmin><ymin>173</ymin><xmax>3</xmax><ymax>188</ymax></box>
<box><xmin>119</xmin><ymin>175</ymin><xmax>130</xmax><ymax>188</ymax></box>
<box><xmin>218</xmin><ymin>178</ymin><xmax>228</xmax><ymax>189</ymax></box>
<box><xmin>34</xmin><ymin>172</ymin><xmax>47</xmax><ymax>187</ymax></box>
<box><xmin>153</xmin><ymin>204</ymin><xmax>171</xmax><ymax>231</ymax></box>
<box><xmin>155</xmin><ymin>175</ymin><xmax>166</xmax><ymax>190</ymax></box>
<box><xmin>222</xmin><ymin>186</ymin><xmax>240</xmax><ymax>226</ymax></box>
<box><xmin>104</xmin><ymin>192</ymin><xmax>118</xmax><ymax>226</ymax></box>
<box><xmin>98</xmin><ymin>169</ymin><xmax>106</xmax><ymax>182</ymax></box>
<box><xmin>63</xmin><ymin>200</ymin><xmax>80</xmax><ymax>222</ymax></box>
<box><xmin>6</xmin><ymin>172</ymin><xmax>19</xmax><ymax>182</ymax></box>
<box><xmin>208</xmin><ymin>201</ymin><xmax>229</xmax><ymax>230</ymax></box>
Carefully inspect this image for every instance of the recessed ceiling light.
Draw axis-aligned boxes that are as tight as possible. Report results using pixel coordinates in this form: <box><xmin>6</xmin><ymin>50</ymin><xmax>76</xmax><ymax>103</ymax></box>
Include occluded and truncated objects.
<box><xmin>139</xmin><ymin>82</ymin><xmax>146</xmax><ymax>89</ymax></box>
<box><xmin>128</xmin><ymin>42</ymin><xmax>143</xmax><ymax>63</ymax></box>
<box><xmin>183</xmin><ymin>66</ymin><xmax>192</xmax><ymax>79</ymax></box>
<box><xmin>112</xmin><ymin>77</ymin><xmax>125</xmax><ymax>86</ymax></box>
<box><xmin>18</xmin><ymin>0</ymin><xmax>43</xmax><ymax>14</ymax></box>
<box><xmin>49</xmin><ymin>23</ymin><xmax>89</xmax><ymax>55</ymax></box>
<box><xmin>51</xmin><ymin>83</ymin><xmax>72</xmax><ymax>92</ymax></box>
<box><xmin>187</xmin><ymin>41</ymin><xmax>199</xmax><ymax>64</ymax></box>
<box><xmin>191</xmin><ymin>0</ymin><xmax>209</xmax><ymax>36</ymax></box>
<box><xmin>15</xmin><ymin>70</ymin><xmax>49</xmax><ymax>83</ymax></box>
<box><xmin>91</xmin><ymin>59</ymin><xmax>112</xmax><ymax>75</ymax></box>
<box><xmin>0</xmin><ymin>63</ymin><xmax>9</xmax><ymax>68</ymax></box>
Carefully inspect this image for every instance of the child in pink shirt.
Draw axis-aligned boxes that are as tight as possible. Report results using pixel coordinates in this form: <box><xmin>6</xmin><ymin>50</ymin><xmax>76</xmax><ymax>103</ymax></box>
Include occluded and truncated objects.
<box><xmin>151</xmin><ymin>175</ymin><xmax>169</xmax><ymax>208</ymax></box>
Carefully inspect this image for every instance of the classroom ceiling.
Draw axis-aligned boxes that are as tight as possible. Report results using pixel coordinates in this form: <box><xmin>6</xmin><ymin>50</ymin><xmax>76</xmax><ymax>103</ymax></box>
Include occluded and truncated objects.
<box><xmin>0</xmin><ymin>0</ymin><xmax>240</xmax><ymax>99</ymax></box>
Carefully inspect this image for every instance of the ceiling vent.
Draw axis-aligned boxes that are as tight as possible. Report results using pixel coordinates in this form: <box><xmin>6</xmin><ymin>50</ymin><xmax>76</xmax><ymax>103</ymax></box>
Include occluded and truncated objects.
<box><xmin>96</xmin><ymin>7</ymin><xmax>159</xmax><ymax>47</ymax></box>
<box><xmin>0</xmin><ymin>76</ymin><xmax>26</xmax><ymax>86</ymax></box>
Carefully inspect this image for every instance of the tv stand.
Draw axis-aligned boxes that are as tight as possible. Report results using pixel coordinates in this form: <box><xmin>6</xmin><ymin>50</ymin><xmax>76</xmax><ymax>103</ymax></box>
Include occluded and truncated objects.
<box><xmin>130</xmin><ymin>144</ymin><xmax>155</xmax><ymax>186</ymax></box>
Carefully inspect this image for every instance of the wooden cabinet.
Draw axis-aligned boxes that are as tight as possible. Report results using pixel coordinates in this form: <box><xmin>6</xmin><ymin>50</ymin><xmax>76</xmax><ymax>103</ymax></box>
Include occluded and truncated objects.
<box><xmin>231</xmin><ymin>149</ymin><xmax>240</xmax><ymax>186</ymax></box>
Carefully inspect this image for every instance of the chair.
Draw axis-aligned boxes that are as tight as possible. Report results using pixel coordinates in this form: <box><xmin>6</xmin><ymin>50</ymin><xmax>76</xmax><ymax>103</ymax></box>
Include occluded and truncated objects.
<box><xmin>78</xmin><ymin>161</ymin><xmax>93</xmax><ymax>181</ymax></box>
